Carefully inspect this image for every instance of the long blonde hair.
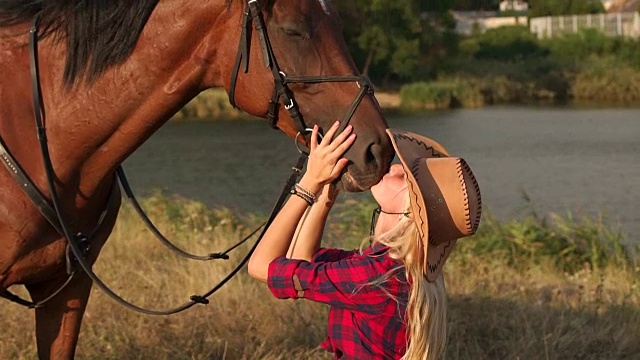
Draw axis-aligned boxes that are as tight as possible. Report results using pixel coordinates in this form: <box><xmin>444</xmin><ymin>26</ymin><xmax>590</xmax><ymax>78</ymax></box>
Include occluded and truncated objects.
<box><xmin>367</xmin><ymin>198</ymin><xmax>448</xmax><ymax>360</ymax></box>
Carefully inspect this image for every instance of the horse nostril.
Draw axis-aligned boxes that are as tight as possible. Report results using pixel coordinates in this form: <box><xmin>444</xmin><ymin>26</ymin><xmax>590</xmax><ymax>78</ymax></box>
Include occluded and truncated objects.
<box><xmin>367</xmin><ymin>142</ymin><xmax>385</xmax><ymax>169</ymax></box>
<box><xmin>366</xmin><ymin>142</ymin><xmax>377</xmax><ymax>164</ymax></box>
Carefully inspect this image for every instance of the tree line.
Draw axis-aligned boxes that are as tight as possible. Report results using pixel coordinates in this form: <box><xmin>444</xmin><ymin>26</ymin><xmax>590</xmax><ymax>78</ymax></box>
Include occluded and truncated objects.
<box><xmin>334</xmin><ymin>0</ymin><xmax>609</xmax><ymax>86</ymax></box>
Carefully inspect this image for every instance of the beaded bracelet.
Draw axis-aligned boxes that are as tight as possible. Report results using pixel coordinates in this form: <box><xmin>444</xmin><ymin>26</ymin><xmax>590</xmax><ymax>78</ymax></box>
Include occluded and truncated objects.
<box><xmin>290</xmin><ymin>183</ymin><xmax>316</xmax><ymax>206</ymax></box>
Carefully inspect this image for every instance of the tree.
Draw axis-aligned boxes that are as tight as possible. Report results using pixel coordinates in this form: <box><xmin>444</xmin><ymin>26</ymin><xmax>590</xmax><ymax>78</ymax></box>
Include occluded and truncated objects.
<box><xmin>529</xmin><ymin>0</ymin><xmax>605</xmax><ymax>17</ymax></box>
<box><xmin>335</xmin><ymin>0</ymin><xmax>458</xmax><ymax>85</ymax></box>
<box><xmin>451</xmin><ymin>0</ymin><xmax>501</xmax><ymax>11</ymax></box>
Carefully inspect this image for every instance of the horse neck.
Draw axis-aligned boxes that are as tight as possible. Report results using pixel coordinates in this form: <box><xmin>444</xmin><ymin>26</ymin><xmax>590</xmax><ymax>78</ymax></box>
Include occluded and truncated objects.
<box><xmin>41</xmin><ymin>1</ymin><xmax>237</xmax><ymax>196</ymax></box>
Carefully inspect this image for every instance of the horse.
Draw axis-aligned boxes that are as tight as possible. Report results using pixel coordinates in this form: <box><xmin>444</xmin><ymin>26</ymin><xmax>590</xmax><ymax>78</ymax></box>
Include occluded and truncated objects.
<box><xmin>0</xmin><ymin>0</ymin><xmax>394</xmax><ymax>358</ymax></box>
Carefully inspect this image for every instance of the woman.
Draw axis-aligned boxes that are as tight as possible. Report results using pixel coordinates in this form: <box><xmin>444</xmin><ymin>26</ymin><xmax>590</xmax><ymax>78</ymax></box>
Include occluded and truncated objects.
<box><xmin>248</xmin><ymin>122</ymin><xmax>482</xmax><ymax>360</ymax></box>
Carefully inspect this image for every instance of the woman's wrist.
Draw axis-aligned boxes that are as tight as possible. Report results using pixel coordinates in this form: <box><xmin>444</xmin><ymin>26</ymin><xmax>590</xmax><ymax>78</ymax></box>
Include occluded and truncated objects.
<box><xmin>297</xmin><ymin>176</ymin><xmax>323</xmax><ymax>196</ymax></box>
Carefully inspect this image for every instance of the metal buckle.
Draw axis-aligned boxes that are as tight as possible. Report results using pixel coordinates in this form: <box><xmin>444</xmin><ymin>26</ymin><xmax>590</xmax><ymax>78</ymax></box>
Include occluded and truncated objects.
<box><xmin>284</xmin><ymin>99</ymin><xmax>295</xmax><ymax>110</ymax></box>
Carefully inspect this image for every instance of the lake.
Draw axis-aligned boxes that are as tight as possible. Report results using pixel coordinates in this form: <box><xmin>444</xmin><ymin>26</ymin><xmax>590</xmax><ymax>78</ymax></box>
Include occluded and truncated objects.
<box><xmin>123</xmin><ymin>107</ymin><xmax>640</xmax><ymax>243</ymax></box>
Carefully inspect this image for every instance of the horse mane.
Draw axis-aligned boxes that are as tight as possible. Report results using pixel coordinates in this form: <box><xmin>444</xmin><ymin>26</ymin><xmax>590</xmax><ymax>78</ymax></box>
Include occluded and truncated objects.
<box><xmin>0</xmin><ymin>0</ymin><xmax>159</xmax><ymax>86</ymax></box>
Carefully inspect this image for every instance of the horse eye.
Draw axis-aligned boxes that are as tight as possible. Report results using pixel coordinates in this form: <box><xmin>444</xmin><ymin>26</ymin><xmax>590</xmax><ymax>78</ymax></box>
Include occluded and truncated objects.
<box><xmin>282</xmin><ymin>27</ymin><xmax>309</xmax><ymax>39</ymax></box>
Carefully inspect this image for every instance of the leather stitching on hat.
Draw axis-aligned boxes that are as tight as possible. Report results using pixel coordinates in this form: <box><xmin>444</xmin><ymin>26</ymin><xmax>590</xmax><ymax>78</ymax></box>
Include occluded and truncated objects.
<box><xmin>459</xmin><ymin>158</ymin><xmax>482</xmax><ymax>233</ymax></box>
<box><xmin>428</xmin><ymin>242</ymin><xmax>452</xmax><ymax>274</ymax></box>
<box><xmin>409</xmin><ymin>158</ymin><xmax>426</xmax><ymax>239</ymax></box>
<box><xmin>394</xmin><ymin>133</ymin><xmax>445</xmax><ymax>158</ymax></box>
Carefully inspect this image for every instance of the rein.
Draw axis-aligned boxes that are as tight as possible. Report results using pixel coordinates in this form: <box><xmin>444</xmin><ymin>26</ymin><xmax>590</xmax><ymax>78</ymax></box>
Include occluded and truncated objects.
<box><xmin>1</xmin><ymin>0</ymin><xmax>375</xmax><ymax>314</ymax></box>
<box><xmin>0</xmin><ymin>16</ymin><xmax>307</xmax><ymax>314</ymax></box>
<box><xmin>228</xmin><ymin>0</ymin><xmax>374</xmax><ymax>139</ymax></box>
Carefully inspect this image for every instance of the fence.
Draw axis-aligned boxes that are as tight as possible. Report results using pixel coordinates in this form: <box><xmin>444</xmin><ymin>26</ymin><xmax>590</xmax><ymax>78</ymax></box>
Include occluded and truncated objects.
<box><xmin>530</xmin><ymin>12</ymin><xmax>640</xmax><ymax>38</ymax></box>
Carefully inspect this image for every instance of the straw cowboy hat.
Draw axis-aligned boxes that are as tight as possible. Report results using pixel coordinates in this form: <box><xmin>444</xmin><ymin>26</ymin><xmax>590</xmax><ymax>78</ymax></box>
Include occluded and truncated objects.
<box><xmin>386</xmin><ymin>129</ymin><xmax>482</xmax><ymax>282</ymax></box>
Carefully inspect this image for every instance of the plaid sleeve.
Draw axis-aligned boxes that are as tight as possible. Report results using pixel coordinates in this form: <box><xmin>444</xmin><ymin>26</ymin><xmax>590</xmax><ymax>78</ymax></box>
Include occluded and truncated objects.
<box><xmin>312</xmin><ymin>247</ymin><xmax>358</xmax><ymax>262</ymax></box>
<box><xmin>267</xmin><ymin>253</ymin><xmax>396</xmax><ymax>314</ymax></box>
<box><xmin>267</xmin><ymin>257</ymin><xmax>304</xmax><ymax>299</ymax></box>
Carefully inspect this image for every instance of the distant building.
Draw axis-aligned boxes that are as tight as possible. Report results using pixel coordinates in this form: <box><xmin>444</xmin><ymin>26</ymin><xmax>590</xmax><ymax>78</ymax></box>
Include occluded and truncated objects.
<box><xmin>499</xmin><ymin>0</ymin><xmax>529</xmax><ymax>12</ymax></box>
<box><xmin>602</xmin><ymin>0</ymin><xmax>615</xmax><ymax>10</ymax></box>
<box><xmin>605</xmin><ymin>0</ymin><xmax>639</xmax><ymax>12</ymax></box>
<box><xmin>453</xmin><ymin>11</ymin><xmax>528</xmax><ymax>35</ymax></box>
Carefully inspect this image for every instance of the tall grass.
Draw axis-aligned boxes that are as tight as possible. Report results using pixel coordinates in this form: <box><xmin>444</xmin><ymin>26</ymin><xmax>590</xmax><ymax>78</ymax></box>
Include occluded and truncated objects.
<box><xmin>1</xmin><ymin>194</ymin><xmax>638</xmax><ymax>359</ymax></box>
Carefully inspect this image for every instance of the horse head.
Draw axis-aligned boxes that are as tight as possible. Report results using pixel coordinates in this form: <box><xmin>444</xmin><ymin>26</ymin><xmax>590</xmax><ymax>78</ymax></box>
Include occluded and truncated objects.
<box><xmin>216</xmin><ymin>0</ymin><xmax>394</xmax><ymax>191</ymax></box>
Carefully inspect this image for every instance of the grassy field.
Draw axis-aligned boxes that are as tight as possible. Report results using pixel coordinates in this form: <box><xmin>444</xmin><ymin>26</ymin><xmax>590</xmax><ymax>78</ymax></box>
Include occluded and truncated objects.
<box><xmin>1</xmin><ymin>193</ymin><xmax>638</xmax><ymax>359</ymax></box>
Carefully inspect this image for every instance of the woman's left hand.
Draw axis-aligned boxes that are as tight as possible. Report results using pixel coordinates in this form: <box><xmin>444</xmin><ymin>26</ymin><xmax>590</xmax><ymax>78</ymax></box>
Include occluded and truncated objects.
<box><xmin>300</xmin><ymin>121</ymin><xmax>356</xmax><ymax>194</ymax></box>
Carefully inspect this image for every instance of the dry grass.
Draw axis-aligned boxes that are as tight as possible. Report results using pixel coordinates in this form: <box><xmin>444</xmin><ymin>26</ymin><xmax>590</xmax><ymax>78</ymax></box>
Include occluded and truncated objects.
<box><xmin>1</xmin><ymin>194</ymin><xmax>638</xmax><ymax>359</ymax></box>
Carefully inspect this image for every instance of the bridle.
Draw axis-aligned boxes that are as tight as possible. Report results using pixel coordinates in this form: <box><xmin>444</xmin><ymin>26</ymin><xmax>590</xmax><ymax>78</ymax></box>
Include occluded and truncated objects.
<box><xmin>228</xmin><ymin>0</ymin><xmax>375</xmax><ymax>143</ymax></box>
<box><xmin>0</xmin><ymin>0</ymin><xmax>376</xmax><ymax>314</ymax></box>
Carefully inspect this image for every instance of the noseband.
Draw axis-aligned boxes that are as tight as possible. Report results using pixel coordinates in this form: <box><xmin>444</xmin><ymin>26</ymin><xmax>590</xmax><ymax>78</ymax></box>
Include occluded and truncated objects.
<box><xmin>228</xmin><ymin>0</ymin><xmax>375</xmax><ymax>139</ymax></box>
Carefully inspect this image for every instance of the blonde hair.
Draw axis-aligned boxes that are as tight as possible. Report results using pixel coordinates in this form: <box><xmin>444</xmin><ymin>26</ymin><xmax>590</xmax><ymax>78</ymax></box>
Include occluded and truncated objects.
<box><xmin>365</xmin><ymin>197</ymin><xmax>448</xmax><ymax>360</ymax></box>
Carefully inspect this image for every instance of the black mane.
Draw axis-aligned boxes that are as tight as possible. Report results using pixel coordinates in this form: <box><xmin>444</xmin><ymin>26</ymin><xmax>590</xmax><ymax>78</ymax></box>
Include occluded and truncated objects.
<box><xmin>0</xmin><ymin>0</ymin><xmax>159</xmax><ymax>86</ymax></box>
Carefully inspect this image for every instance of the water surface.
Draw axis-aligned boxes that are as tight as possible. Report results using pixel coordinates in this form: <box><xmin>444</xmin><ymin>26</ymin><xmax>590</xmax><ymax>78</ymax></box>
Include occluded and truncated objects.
<box><xmin>124</xmin><ymin>107</ymin><xmax>640</xmax><ymax>242</ymax></box>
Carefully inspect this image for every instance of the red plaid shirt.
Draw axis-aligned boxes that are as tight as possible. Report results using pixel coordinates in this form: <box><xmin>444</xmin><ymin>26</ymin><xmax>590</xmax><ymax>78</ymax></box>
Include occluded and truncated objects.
<box><xmin>267</xmin><ymin>242</ymin><xmax>409</xmax><ymax>359</ymax></box>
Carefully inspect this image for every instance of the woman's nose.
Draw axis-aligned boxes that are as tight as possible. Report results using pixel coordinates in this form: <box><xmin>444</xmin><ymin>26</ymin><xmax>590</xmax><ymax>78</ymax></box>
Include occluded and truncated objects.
<box><xmin>389</xmin><ymin>163</ymin><xmax>404</xmax><ymax>175</ymax></box>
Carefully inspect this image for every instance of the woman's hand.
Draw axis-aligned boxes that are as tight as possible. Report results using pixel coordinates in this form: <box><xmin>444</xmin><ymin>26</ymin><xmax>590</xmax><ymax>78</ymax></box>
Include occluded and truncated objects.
<box><xmin>299</xmin><ymin>121</ymin><xmax>356</xmax><ymax>194</ymax></box>
<box><xmin>247</xmin><ymin>121</ymin><xmax>354</xmax><ymax>282</ymax></box>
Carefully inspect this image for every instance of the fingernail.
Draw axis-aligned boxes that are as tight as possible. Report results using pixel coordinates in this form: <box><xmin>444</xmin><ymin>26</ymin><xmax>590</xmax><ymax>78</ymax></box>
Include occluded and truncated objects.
<box><xmin>346</xmin><ymin>125</ymin><xmax>352</xmax><ymax>131</ymax></box>
<box><xmin>313</xmin><ymin>125</ymin><xmax>318</xmax><ymax>130</ymax></box>
<box><xmin>334</xmin><ymin>120</ymin><xmax>340</xmax><ymax>126</ymax></box>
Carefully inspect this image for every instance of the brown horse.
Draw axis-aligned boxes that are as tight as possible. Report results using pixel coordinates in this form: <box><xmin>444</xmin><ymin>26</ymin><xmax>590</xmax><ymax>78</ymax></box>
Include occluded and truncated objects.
<box><xmin>0</xmin><ymin>0</ymin><xmax>393</xmax><ymax>358</ymax></box>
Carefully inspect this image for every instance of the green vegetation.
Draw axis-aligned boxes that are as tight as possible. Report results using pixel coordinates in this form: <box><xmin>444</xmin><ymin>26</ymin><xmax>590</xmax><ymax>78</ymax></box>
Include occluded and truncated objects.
<box><xmin>400</xmin><ymin>27</ymin><xmax>640</xmax><ymax>110</ymax></box>
<box><xmin>172</xmin><ymin>2</ymin><xmax>640</xmax><ymax>119</ymax></box>
<box><xmin>334</xmin><ymin>0</ymin><xmax>457</xmax><ymax>82</ymax></box>
<box><xmin>172</xmin><ymin>89</ymin><xmax>248</xmax><ymax>121</ymax></box>
<box><xmin>1</xmin><ymin>194</ymin><xmax>637</xmax><ymax>359</ymax></box>
<box><xmin>529</xmin><ymin>0</ymin><xmax>606</xmax><ymax>17</ymax></box>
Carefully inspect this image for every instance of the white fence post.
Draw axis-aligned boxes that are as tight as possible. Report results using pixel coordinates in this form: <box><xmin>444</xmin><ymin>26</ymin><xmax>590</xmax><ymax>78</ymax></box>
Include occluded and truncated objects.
<box><xmin>618</xmin><ymin>13</ymin><xmax>623</xmax><ymax>36</ymax></box>
<box><xmin>530</xmin><ymin>13</ymin><xmax>638</xmax><ymax>39</ymax></box>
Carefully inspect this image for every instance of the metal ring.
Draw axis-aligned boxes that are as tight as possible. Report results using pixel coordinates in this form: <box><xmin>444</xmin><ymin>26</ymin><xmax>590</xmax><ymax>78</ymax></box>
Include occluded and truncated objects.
<box><xmin>295</xmin><ymin>128</ymin><xmax>324</xmax><ymax>154</ymax></box>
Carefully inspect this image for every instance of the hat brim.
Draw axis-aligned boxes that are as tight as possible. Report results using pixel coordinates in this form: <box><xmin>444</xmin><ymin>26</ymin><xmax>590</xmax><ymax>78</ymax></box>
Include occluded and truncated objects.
<box><xmin>386</xmin><ymin>129</ymin><xmax>451</xmax><ymax>282</ymax></box>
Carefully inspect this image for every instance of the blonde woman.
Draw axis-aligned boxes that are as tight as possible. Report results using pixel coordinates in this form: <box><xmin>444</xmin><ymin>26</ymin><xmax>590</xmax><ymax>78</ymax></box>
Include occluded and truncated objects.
<box><xmin>248</xmin><ymin>122</ymin><xmax>481</xmax><ymax>360</ymax></box>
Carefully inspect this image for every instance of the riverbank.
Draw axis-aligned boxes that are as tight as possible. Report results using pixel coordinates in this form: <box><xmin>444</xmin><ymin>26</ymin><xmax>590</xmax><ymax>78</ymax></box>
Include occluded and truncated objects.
<box><xmin>1</xmin><ymin>195</ymin><xmax>638</xmax><ymax>359</ymax></box>
<box><xmin>173</xmin><ymin>78</ymin><xmax>640</xmax><ymax>121</ymax></box>
<box><xmin>397</xmin><ymin>26</ymin><xmax>640</xmax><ymax>111</ymax></box>
<box><xmin>171</xmin><ymin>88</ymin><xmax>403</xmax><ymax>121</ymax></box>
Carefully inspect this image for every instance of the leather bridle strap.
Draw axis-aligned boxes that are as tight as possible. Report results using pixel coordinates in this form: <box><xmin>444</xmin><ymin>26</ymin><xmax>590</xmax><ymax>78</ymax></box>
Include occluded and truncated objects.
<box><xmin>2</xmin><ymin>15</ymin><xmax>309</xmax><ymax>315</ymax></box>
<box><xmin>228</xmin><ymin>0</ymin><xmax>374</xmax><ymax>139</ymax></box>
<box><xmin>281</xmin><ymin>75</ymin><xmax>374</xmax><ymax>136</ymax></box>
<box><xmin>0</xmin><ymin>135</ymin><xmax>63</xmax><ymax>234</ymax></box>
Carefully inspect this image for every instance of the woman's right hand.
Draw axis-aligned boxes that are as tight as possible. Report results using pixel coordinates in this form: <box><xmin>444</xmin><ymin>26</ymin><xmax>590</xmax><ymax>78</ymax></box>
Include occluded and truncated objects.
<box><xmin>299</xmin><ymin>121</ymin><xmax>356</xmax><ymax>194</ymax></box>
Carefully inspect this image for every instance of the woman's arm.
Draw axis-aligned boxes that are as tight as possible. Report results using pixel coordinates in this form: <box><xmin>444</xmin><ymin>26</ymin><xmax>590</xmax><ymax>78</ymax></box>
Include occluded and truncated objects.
<box><xmin>248</xmin><ymin>121</ymin><xmax>355</xmax><ymax>283</ymax></box>
<box><xmin>287</xmin><ymin>183</ymin><xmax>339</xmax><ymax>261</ymax></box>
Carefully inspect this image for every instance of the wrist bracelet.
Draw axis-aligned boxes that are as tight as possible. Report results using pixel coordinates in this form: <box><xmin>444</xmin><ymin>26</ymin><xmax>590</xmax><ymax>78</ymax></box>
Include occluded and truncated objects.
<box><xmin>290</xmin><ymin>183</ymin><xmax>317</xmax><ymax>206</ymax></box>
<box><xmin>295</xmin><ymin>183</ymin><xmax>317</xmax><ymax>201</ymax></box>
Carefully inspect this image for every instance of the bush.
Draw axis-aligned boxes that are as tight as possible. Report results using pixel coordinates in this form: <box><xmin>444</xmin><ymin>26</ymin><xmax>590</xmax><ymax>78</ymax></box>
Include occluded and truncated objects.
<box><xmin>462</xmin><ymin>26</ymin><xmax>550</xmax><ymax>61</ymax></box>
<box><xmin>456</xmin><ymin>211</ymin><xmax>635</xmax><ymax>274</ymax></box>
<box><xmin>172</xmin><ymin>88</ymin><xmax>248</xmax><ymax>121</ymax></box>
<box><xmin>571</xmin><ymin>55</ymin><xmax>640</xmax><ymax>103</ymax></box>
<box><xmin>399</xmin><ymin>80</ymin><xmax>484</xmax><ymax>110</ymax></box>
